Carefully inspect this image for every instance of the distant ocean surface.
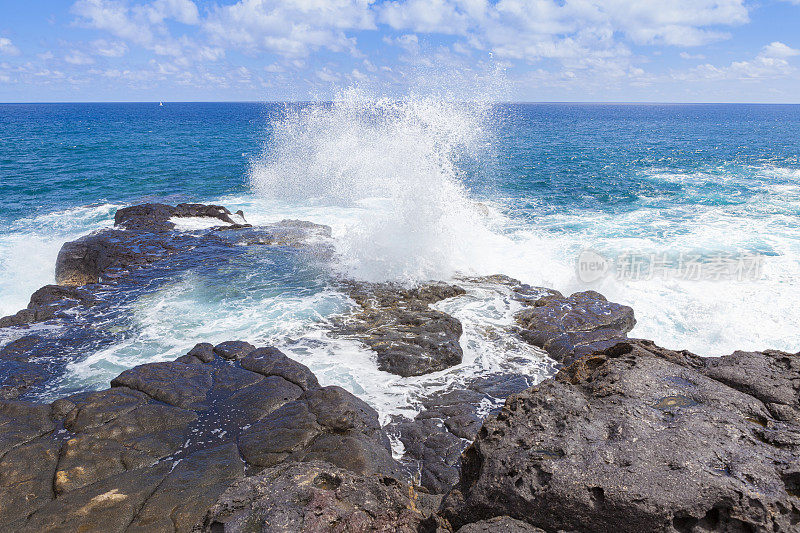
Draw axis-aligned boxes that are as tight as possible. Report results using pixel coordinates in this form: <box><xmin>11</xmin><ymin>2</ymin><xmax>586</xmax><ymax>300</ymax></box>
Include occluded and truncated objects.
<box><xmin>1</xmin><ymin>100</ymin><xmax>799</xmax><ymax>407</ymax></box>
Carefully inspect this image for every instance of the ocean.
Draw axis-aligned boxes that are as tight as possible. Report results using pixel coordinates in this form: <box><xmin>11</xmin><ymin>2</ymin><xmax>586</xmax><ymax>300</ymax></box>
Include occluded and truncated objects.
<box><xmin>1</xmin><ymin>97</ymin><xmax>799</xmax><ymax>418</ymax></box>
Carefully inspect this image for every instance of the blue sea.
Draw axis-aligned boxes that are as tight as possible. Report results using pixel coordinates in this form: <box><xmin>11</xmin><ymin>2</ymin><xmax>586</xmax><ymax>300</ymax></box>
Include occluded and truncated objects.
<box><xmin>1</xmin><ymin>98</ymin><xmax>799</xmax><ymax>415</ymax></box>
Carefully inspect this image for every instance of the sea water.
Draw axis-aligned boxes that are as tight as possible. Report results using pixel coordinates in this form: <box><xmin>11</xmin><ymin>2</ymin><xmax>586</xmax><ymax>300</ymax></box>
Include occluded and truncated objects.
<box><xmin>1</xmin><ymin>96</ymin><xmax>799</xmax><ymax>419</ymax></box>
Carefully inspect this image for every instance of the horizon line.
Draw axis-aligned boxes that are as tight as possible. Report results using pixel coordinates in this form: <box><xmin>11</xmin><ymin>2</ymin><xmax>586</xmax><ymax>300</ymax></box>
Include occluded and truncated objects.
<box><xmin>1</xmin><ymin>100</ymin><xmax>799</xmax><ymax>106</ymax></box>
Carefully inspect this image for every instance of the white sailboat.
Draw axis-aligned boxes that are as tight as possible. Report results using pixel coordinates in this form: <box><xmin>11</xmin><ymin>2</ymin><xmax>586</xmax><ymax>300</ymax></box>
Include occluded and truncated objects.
<box><xmin>159</xmin><ymin>101</ymin><xmax>163</xmax><ymax>106</ymax></box>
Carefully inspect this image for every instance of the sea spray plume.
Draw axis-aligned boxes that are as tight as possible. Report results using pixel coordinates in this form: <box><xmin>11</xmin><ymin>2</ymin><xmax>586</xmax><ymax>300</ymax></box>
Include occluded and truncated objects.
<box><xmin>249</xmin><ymin>87</ymin><xmax>500</xmax><ymax>283</ymax></box>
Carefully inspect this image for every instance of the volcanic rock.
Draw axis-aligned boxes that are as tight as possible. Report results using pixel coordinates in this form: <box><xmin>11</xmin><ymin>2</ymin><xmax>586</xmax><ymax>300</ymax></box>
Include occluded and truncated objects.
<box><xmin>195</xmin><ymin>460</ymin><xmax>440</xmax><ymax>532</ymax></box>
<box><xmin>443</xmin><ymin>339</ymin><xmax>800</xmax><ymax>533</ymax></box>
<box><xmin>334</xmin><ymin>281</ymin><xmax>466</xmax><ymax>377</ymax></box>
<box><xmin>457</xmin><ymin>516</ymin><xmax>546</xmax><ymax>533</ymax></box>
<box><xmin>0</xmin><ymin>342</ymin><xmax>401</xmax><ymax>531</ymax></box>
<box><xmin>515</xmin><ymin>288</ymin><xmax>635</xmax><ymax>366</ymax></box>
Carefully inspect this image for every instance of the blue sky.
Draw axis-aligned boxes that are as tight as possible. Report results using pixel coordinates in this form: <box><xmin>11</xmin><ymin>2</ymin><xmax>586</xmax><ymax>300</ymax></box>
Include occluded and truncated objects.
<box><xmin>1</xmin><ymin>0</ymin><xmax>799</xmax><ymax>102</ymax></box>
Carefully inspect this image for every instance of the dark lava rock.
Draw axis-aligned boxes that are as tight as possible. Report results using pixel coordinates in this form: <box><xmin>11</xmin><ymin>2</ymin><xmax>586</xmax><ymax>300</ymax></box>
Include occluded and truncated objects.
<box><xmin>53</xmin><ymin>202</ymin><xmax>239</xmax><ymax>287</ymax></box>
<box><xmin>443</xmin><ymin>339</ymin><xmax>800</xmax><ymax>533</ymax></box>
<box><xmin>0</xmin><ymin>336</ymin><xmax>54</xmax><ymax>399</ymax></box>
<box><xmin>515</xmin><ymin>289</ymin><xmax>636</xmax><ymax>366</ymax></box>
<box><xmin>334</xmin><ymin>281</ymin><xmax>466</xmax><ymax>377</ymax></box>
<box><xmin>0</xmin><ymin>342</ymin><xmax>401</xmax><ymax>531</ymax></box>
<box><xmin>195</xmin><ymin>460</ymin><xmax>440</xmax><ymax>532</ymax></box>
<box><xmin>457</xmin><ymin>516</ymin><xmax>545</xmax><ymax>533</ymax></box>
<box><xmin>213</xmin><ymin>340</ymin><xmax>256</xmax><ymax>360</ymax></box>
<box><xmin>0</xmin><ymin>285</ymin><xmax>96</xmax><ymax>328</ymax></box>
<box><xmin>114</xmin><ymin>202</ymin><xmax>238</xmax><ymax>232</ymax></box>
<box><xmin>52</xmin><ymin>205</ymin><xmax>331</xmax><ymax>288</ymax></box>
<box><xmin>392</xmin><ymin>375</ymin><xmax>537</xmax><ymax>494</ymax></box>
<box><xmin>54</xmin><ymin>227</ymin><xmax>183</xmax><ymax>286</ymax></box>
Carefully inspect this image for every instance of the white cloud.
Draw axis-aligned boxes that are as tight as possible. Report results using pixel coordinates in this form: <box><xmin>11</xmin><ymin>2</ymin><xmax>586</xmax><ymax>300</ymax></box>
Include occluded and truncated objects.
<box><xmin>65</xmin><ymin>50</ymin><xmax>95</xmax><ymax>65</ymax></box>
<box><xmin>351</xmin><ymin>68</ymin><xmax>368</xmax><ymax>80</ymax></box>
<box><xmin>92</xmin><ymin>39</ymin><xmax>128</xmax><ymax>57</ymax></box>
<box><xmin>196</xmin><ymin>46</ymin><xmax>225</xmax><ymax>62</ymax></box>
<box><xmin>380</xmin><ymin>0</ymin><xmax>473</xmax><ymax>35</ymax></box>
<box><xmin>141</xmin><ymin>0</ymin><xmax>199</xmax><ymax>25</ymax></box>
<box><xmin>71</xmin><ymin>0</ymin><xmax>199</xmax><ymax>57</ymax></box>
<box><xmin>203</xmin><ymin>0</ymin><xmax>375</xmax><ymax>58</ymax></box>
<box><xmin>683</xmin><ymin>41</ymin><xmax>800</xmax><ymax>81</ymax></box>
<box><xmin>316</xmin><ymin>67</ymin><xmax>340</xmax><ymax>82</ymax></box>
<box><xmin>72</xmin><ymin>0</ymin><xmax>153</xmax><ymax>44</ymax></box>
<box><xmin>761</xmin><ymin>41</ymin><xmax>800</xmax><ymax>59</ymax></box>
<box><xmin>377</xmin><ymin>0</ymin><xmax>749</xmax><ymax>67</ymax></box>
<box><xmin>680</xmin><ymin>52</ymin><xmax>706</xmax><ymax>60</ymax></box>
<box><xmin>0</xmin><ymin>37</ymin><xmax>21</xmax><ymax>56</ymax></box>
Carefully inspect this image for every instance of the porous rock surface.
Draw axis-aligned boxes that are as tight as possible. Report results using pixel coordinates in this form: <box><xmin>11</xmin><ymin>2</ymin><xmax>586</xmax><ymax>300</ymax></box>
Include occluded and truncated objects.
<box><xmin>0</xmin><ymin>342</ymin><xmax>401</xmax><ymax>532</ymax></box>
<box><xmin>456</xmin><ymin>516</ymin><xmax>546</xmax><ymax>533</ymax></box>
<box><xmin>333</xmin><ymin>281</ymin><xmax>467</xmax><ymax>377</ymax></box>
<box><xmin>514</xmin><ymin>288</ymin><xmax>635</xmax><ymax>366</ymax></box>
<box><xmin>195</xmin><ymin>460</ymin><xmax>440</xmax><ymax>532</ymax></box>
<box><xmin>442</xmin><ymin>339</ymin><xmax>800</xmax><ymax>533</ymax></box>
<box><xmin>391</xmin><ymin>373</ymin><xmax>537</xmax><ymax>494</ymax></box>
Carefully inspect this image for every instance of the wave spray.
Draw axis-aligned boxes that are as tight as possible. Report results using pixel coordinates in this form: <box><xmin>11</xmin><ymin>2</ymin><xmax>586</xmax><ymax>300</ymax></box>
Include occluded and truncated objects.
<box><xmin>249</xmin><ymin>87</ymin><xmax>501</xmax><ymax>283</ymax></box>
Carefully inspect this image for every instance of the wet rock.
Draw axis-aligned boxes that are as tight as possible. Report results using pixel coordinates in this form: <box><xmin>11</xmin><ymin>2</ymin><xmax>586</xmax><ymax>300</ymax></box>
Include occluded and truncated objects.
<box><xmin>0</xmin><ymin>285</ymin><xmax>96</xmax><ymax>328</ymax></box>
<box><xmin>0</xmin><ymin>336</ymin><xmax>52</xmax><ymax>399</ymax></box>
<box><xmin>213</xmin><ymin>340</ymin><xmax>256</xmax><ymax>361</ymax></box>
<box><xmin>515</xmin><ymin>289</ymin><xmax>635</xmax><ymax>366</ymax></box>
<box><xmin>443</xmin><ymin>339</ymin><xmax>800</xmax><ymax>533</ymax></box>
<box><xmin>334</xmin><ymin>281</ymin><xmax>467</xmax><ymax>377</ymax></box>
<box><xmin>0</xmin><ymin>342</ymin><xmax>402</xmax><ymax>531</ymax></box>
<box><xmin>114</xmin><ymin>202</ymin><xmax>237</xmax><ymax>232</ymax></box>
<box><xmin>393</xmin><ymin>416</ymin><xmax>465</xmax><ymax>493</ymax></box>
<box><xmin>391</xmin><ymin>375</ymin><xmax>536</xmax><ymax>494</ymax></box>
<box><xmin>195</xmin><ymin>461</ymin><xmax>438</xmax><ymax>533</ymax></box>
<box><xmin>238</xmin><ymin>384</ymin><xmax>401</xmax><ymax>478</ymax></box>
<box><xmin>53</xmin><ymin>203</ymin><xmax>267</xmax><ymax>287</ymax></box>
<box><xmin>240</xmin><ymin>346</ymin><xmax>320</xmax><ymax>390</ymax></box>
<box><xmin>2</xmin><ymin>203</ymin><xmax>335</xmax><ymax>399</ymax></box>
<box><xmin>186</xmin><ymin>342</ymin><xmax>216</xmax><ymax>363</ymax></box>
<box><xmin>54</xmin><ymin>227</ymin><xmax>181</xmax><ymax>286</ymax></box>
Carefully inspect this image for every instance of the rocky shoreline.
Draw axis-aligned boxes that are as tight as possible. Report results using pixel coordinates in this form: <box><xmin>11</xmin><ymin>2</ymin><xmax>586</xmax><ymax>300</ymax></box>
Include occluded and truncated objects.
<box><xmin>0</xmin><ymin>203</ymin><xmax>797</xmax><ymax>532</ymax></box>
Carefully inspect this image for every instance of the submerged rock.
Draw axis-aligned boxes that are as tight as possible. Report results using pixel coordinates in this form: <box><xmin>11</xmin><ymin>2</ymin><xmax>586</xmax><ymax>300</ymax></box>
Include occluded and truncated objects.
<box><xmin>0</xmin><ymin>203</ymin><xmax>333</xmax><ymax>399</ymax></box>
<box><xmin>514</xmin><ymin>288</ymin><xmax>635</xmax><ymax>366</ymax></box>
<box><xmin>234</xmin><ymin>219</ymin><xmax>332</xmax><ymax>247</ymax></box>
<box><xmin>195</xmin><ymin>460</ymin><xmax>439</xmax><ymax>532</ymax></box>
<box><xmin>0</xmin><ymin>342</ymin><xmax>401</xmax><ymax>531</ymax></box>
<box><xmin>334</xmin><ymin>281</ymin><xmax>466</xmax><ymax>377</ymax></box>
<box><xmin>443</xmin><ymin>339</ymin><xmax>800</xmax><ymax>533</ymax></box>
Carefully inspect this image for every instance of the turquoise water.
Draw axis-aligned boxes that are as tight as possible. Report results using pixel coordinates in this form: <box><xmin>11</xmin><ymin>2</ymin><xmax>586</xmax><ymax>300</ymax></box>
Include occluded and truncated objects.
<box><xmin>1</xmin><ymin>99</ymin><xmax>799</xmax><ymax>410</ymax></box>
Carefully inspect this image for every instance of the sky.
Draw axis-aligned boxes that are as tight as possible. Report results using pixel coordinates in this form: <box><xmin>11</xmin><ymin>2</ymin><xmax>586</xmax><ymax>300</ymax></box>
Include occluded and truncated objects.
<box><xmin>0</xmin><ymin>0</ymin><xmax>799</xmax><ymax>102</ymax></box>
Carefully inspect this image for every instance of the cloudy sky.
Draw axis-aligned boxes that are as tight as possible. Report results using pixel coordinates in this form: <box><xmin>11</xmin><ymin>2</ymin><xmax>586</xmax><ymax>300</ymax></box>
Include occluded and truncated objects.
<box><xmin>1</xmin><ymin>0</ymin><xmax>799</xmax><ymax>102</ymax></box>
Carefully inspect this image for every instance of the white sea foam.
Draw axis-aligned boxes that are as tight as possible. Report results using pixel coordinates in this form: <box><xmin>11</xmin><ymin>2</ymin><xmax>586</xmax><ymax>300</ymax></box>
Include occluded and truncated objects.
<box><xmin>0</xmin><ymin>203</ymin><xmax>118</xmax><ymax>317</ymax></box>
